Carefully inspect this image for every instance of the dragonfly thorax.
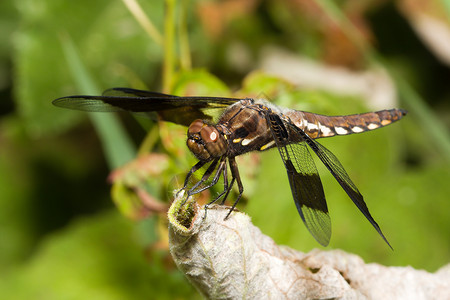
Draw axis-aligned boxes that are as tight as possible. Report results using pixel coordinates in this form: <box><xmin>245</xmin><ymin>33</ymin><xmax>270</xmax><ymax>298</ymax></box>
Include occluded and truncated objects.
<box><xmin>187</xmin><ymin>119</ymin><xmax>227</xmax><ymax>161</ymax></box>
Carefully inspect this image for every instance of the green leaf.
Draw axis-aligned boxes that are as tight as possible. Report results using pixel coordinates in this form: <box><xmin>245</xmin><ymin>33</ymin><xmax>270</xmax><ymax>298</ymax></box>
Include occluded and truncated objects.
<box><xmin>0</xmin><ymin>211</ymin><xmax>199</xmax><ymax>299</ymax></box>
<box><xmin>171</xmin><ymin>69</ymin><xmax>231</xmax><ymax>96</ymax></box>
<box><xmin>14</xmin><ymin>0</ymin><xmax>164</xmax><ymax>137</ymax></box>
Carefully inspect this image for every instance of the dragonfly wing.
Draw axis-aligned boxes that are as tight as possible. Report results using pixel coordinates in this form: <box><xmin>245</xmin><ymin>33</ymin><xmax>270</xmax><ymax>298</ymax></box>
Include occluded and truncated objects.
<box><xmin>102</xmin><ymin>87</ymin><xmax>175</xmax><ymax>98</ymax></box>
<box><xmin>52</xmin><ymin>88</ymin><xmax>240</xmax><ymax>127</ymax></box>
<box><xmin>288</xmin><ymin>121</ymin><xmax>393</xmax><ymax>249</ymax></box>
<box><xmin>267</xmin><ymin>112</ymin><xmax>331</xmax><ymax>246</ymax></box>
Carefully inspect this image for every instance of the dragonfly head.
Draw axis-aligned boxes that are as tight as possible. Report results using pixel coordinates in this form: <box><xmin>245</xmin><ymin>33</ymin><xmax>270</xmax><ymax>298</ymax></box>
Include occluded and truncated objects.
<box><xmin>187</xmin><ymin>119</ymin><xmax>227</xmax><ymax>161</ymax></box>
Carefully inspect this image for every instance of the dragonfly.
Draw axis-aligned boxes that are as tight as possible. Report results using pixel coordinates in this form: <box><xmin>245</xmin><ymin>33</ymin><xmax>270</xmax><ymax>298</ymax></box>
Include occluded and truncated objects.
<box><xmin>53</xmin><ymin>87</ymin><xmax>407</xmax><ymax>248</ymax></box>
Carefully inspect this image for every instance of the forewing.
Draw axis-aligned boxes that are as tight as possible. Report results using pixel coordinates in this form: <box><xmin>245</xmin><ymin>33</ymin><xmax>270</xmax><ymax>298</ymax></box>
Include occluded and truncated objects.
<box><xmin>267</xmin><ymin>113</ymin><xmax>331</xmax><ymax>246</ymax></box>
<box><xmin>289</xmin><ymin>123</ymin><xmax>393</xmax><ymax>249</ymax></box>
<box><xmin>52</xmin><ymin>88</ymin><xmax>240</xmax><ymax>126</ymax></box>
<box><xmin>102</xmin><ymin>88</ymin><xmax>175</xmax><ymax>98</ymax></box>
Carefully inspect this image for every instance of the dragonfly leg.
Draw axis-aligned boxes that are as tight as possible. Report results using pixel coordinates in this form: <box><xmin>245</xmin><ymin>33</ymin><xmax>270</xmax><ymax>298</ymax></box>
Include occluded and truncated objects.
<box><xmin>203</xmin><ymin>159</ymin><xmax>230</xmax><ymax>219</ymax></box>
<box><xmin>181</xmin><ymin>157</ymin><xmax>225</xmax><ymax>207</ymax></box>
<box><xmin>188</xmin><ymin>156</ymin><xmax>226</xmax><ymax>196</ymax></box>
<box><xmin>176</xmin><ymin>160</ymin><xmax>207</xmax><ymax>197</ymax></box>
<box><xmin>224</xmin><ymin>157</ymin><xmax>244</xmax><ymax>220</ymax></box>
<box><xmin>219</xmin><ymin>176</ymin><xmax>234</xmax><ymax>205</ymax></box>
<box><xmin>215</xmin><ymin>162</ymin><xmax>230</xmax><ymax>204</ymax></box>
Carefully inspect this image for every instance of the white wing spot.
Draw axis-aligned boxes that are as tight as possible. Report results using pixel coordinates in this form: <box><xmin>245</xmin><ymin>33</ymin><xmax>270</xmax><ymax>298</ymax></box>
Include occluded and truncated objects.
<box><xmin>233</xmin><ymin>138</ymin><xmax>242</xmax><ymax>143</ymax></box>
<box><xmin>335</xmin><ymin>127</ymin><xmax>348</xmax><ymax>135</ymax></box>
<box><xmin>381</xmin><ymin>120</ymin><xmax>391</xmax><ymax>126</ymax></box>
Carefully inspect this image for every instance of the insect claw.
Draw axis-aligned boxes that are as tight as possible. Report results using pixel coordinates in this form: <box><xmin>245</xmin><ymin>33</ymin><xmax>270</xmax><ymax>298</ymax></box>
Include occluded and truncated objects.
<box><xmin>176</xmin><ymin>188</ymin><xmax>185</xmax><ymax>198</ymax></box>
<box><xmin>202</xmin><ymin>205</ymin><xmax>209</xmax><ymax>220</ymax></box>
<box><xmin>223</xmin><ymin>207</ymin><xmax>234</xmax><ymax>220</ymax></box>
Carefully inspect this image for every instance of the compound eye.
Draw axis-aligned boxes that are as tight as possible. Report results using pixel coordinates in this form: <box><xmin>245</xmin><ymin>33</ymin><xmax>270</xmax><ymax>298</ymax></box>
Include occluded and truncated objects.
<box><xmin>200</xmin><ymin>126</ymin><xmax>219</xmax><ymax>143</ymax></box>
<box><xmin>188</xmin><ymin>119</ymin><xmax>205</xmax><ymax>135</ymax></box>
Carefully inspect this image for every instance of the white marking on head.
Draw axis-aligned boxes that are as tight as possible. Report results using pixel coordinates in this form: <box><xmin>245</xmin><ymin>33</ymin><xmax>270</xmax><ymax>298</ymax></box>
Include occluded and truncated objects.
<box><xmin>335</xmin><ymin>127</ymin><xmax>348</xmax><ymax>135</ymax></box>
<box><xmin>351</xmin><ymin>126</ymin><xmax>364</xmax><ymax>133</ymax></box>
<box><xmin>367</xmin><ymin>123</ymin><xmax>380</xmax><ymax>130</ymax></box>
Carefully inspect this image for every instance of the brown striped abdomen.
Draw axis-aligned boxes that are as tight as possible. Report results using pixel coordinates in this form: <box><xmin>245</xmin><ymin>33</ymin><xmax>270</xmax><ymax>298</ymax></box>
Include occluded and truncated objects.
<box><xmin>286</xmin><ymin>109</ymin><xmax>407</xmax><ymax>139</ymax></box>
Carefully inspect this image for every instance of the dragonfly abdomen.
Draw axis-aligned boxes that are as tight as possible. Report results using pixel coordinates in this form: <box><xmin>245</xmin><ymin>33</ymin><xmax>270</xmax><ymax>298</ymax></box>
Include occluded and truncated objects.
<box><xmin>287</xmin><ymin>109</ymin><xmax>407</xmax><ymax>139</ymax></box>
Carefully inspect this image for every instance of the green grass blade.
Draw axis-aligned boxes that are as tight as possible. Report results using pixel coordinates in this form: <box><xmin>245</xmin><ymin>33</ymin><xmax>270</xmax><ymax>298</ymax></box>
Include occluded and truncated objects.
<box><xmin>60</xmin><ymin>34</ymin><xmax>137</xmax><ymax>169</ymax></box>
<box><xmin>394</xmin><ymin>75</ymin><xmax>450</xmax><ymax>161</ymax></box>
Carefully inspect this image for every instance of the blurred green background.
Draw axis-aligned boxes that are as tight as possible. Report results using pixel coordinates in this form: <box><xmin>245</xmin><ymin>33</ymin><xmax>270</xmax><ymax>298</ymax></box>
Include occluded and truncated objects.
<box><xmin>1</xmin><ymin>0</ymin><xmax>449</xmax><ymax>298</ymax></box>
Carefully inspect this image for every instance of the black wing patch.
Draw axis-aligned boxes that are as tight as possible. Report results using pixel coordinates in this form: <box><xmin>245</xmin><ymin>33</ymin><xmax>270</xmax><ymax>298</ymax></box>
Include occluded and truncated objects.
<box><xmin>287</xmin><ymin>120</ymin><xmax>393</xmax><ymax>249</ymax></box>
<box><xmin>267</xmin><ymin>112</ymin><xmax>331</xmax><ymax>246</ymax></box>
<box><xmin>52</xmin><ymin>88</ymin><xmax>240</xmax><ymax>126</ymax></box>
<box><xmin>102</xmin><ymin>87</ymin><xmax>175</xmax><ymax>98</ymax></box>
